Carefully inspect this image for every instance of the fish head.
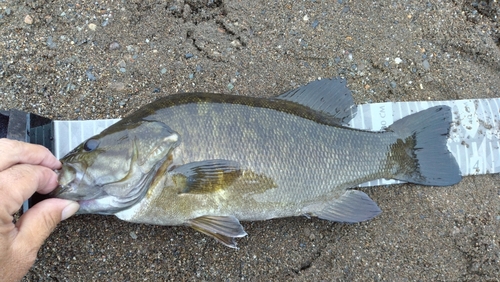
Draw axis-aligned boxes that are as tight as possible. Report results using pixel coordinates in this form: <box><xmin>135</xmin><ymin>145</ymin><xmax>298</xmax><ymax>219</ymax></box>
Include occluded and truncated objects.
<box><xmin>52</xmin><ymin>120</ymin><xmax>179</xmax><ymax>214</ymax></box>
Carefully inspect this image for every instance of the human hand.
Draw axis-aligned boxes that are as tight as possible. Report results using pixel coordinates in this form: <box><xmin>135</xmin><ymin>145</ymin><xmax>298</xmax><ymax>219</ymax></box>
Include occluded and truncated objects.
<box><xmin>0</xmin><ymin>139</ymin><xmax>80</xmax><ymax>282</ymax></box>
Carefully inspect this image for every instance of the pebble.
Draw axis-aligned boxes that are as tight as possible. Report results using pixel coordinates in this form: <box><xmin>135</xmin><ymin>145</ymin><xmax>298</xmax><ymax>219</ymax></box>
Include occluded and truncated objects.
<box><xmin>109</xmin><ymin>41</ymin><xmax>120</xmax><ymax>51</ymax></box>
<box><xmin>394</xmin><ymin>57</ymin><xmax>402</xmax><ymax>64</ymax></box>
<box><xmin>188</xmin><ymin>73</ymin><xmax>194</xmax><ymax>79</ymax></box>
<box><xmin>117</xmin><ymin>60</ymin><xmax>126</xmax><ymax>68</ymax></box>
<box><xmin>66</xmin><ymin>83</ymin><xmax>76</xmax><ymax>92</ymax></box>
<box><xmin>108</xmin><ymin>82</ymin><xmax>125</xmax><ymax>91</ymax></box>
<box><xmin>227</xmin><ymin>83</ymin><xmax>234</xmax><ymax>90</ymax></box>
<box><xmin>311</xmin><ymin>20</ymin><xmax>319</xmax><ymax>29</ymax></box>
<box><xmin>160</xmin><ymin>68</ymin><xmax>167</xmax><ymax>74</ymax></box>
<box><xmin>24</xmin><ymin>15</ymin><xmax>33</xmax><ymax>25</ymax></box>
<box><xmin>422</xmin><ymin>60</ymin><xmax>430</xmax><ymax>70</ymax></box>
<box><xmin>130</xmin><ymin>232</ymin><xmax>138</xmax><ymax>239</ymax></box>
<box><xmin>88</xmin><ymin>23</ymin><xmax>97</xmax><ymax>31</ymax></box>
<box><xmin>390</xmin><ymin>81</ymin><xmax>397</xmax><ymax>88</ymax></box>
<box><xmin>119</xmin><ymin>68</ymin><xmax>126</xmax><ymax>73</ymax></box>
<box><xmin>86</xmin><ymin>68</ymin><xmax>97</xmax><ymax>81</ymax></box>
<box><xmin>5</xmin><ymin>8</ymin><xmax>11</xmax><ymax>16</ymax></box>
<box><xmin>185</xmin><ymin>53</ymin><xmax>193</xmax><ymax>59</ymax></box>
<box><xmin>47</xmin><ymin>36</ymin><xmax>57</xmax><ymax>49</ymax></box>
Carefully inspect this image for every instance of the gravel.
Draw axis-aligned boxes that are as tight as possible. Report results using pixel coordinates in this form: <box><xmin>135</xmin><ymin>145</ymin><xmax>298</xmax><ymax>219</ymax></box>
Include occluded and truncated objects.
<box><xmin>0</xmin><ymin>0</ymin><xmax>498</xmax><ymax>281</ymax></box>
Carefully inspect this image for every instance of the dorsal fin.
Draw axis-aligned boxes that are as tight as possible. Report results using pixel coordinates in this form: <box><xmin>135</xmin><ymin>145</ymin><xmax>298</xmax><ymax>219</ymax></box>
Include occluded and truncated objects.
<box><xmin>276</xmin><ymin>77</ymin><xmax>357</xmax><ymax>124</ymax></box>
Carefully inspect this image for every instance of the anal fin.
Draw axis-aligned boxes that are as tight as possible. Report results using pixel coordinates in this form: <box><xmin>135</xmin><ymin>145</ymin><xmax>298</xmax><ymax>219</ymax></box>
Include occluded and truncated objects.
<box><xmin>316</xmin><ymin>190</ymin><xmax>382</xmax><ymax>223</ymax></box>
<box><xmin>188</xmin><ymin>215</ymin><xmax>247</xmax><ymax>248</ymax></box>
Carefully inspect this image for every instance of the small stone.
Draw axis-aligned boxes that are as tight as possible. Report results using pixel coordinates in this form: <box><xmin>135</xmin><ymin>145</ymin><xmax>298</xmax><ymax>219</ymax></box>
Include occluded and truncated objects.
<box><xmin>422</xmin><ymin>60</ymin><xmax>430</xmax><ymax>70</ymax></box>
<box><xmin>108</xmin><ymin>82</ymin><xmax>126</xmax><ymax>91</ymax></box>
<box><xmin>311</xmin><ymin>20</ymin><xmax>319</xmax><ymax>28</ymax></box>
<box><xmin>88</xmin><ymin>23</ymin><xmax>97</xmax><ymax>31</ymax></box>
<box><xmin>46</xmin><ymin>36</ymin><xmax>57</xmax><ymax>49</ymax></box>
<box><xmin>66</xmin><ymin>83</ymin><xmax>76</xmax><ymax>92</ymax></box>
<box><xmin>86</xmin><ymin>68</ymin><xmax>97</xmax><ymax>81</ymax></box>
<box><xmin>394</xmin><ymin>57</ymin><xmax>403</xmax><ymax>64</ymax></box>
<box><xmin>24</xmin><ymin>15</ymin><xmax>33</xmax><ymax>25</ymax></box>
<box><xmin>130</xmin><ymin>232</ymin><xmax>138</xmax><ymax>239</ymax></box>
<box><xmin>188</xmin><ymin>73</ymin><xmax>194</xmax><ymax>79</ymax></box>
<box><xmin>119</xmin><ymin>68</ymin><xmax>126</xmax><ymax>73</ymax></box>
<box><xmin>109</xmin><ymin>41</ymin><xmax>120</xmax><ymax>50</ymax></box>
<box><xmin>227</xmin><ymin>83</ymin><xmax>234</xmax><ymax>90</ymax></box>
<box><xmin>5</xmin><ymin>8</ymin><xmax>11</xmax><ymax>16</ymax></box>
<box><xmin>160</xmin><ymin>68</ymin><xmax>167</xmax><ymax>74</ymax></box>
<box><xmin>390</xmin><ymin>81</ymin><xmax>397</xmax><ymax>88</ymax></box>
<box><xmin>185</xmin><ymin>53</ymin><xmax>193</xmax><ymax>59</ymax></box>
<box><xmin>303</xmin><ymin>14</ymin><xmax>309</xmax><ymax>21</ymax></box>
<box><xmin>117</xmin><ymin>60</ymin><xmax>126</xmax><ymax>68</ymax></box>
<box><xmin>196</xmin><ymin>65</ymin><xmax>203</xmax><ymax>72</ymax></box>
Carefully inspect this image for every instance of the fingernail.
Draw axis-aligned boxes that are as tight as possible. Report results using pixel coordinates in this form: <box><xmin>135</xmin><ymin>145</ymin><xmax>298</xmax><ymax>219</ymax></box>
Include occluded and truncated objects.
<box><xmin>61</xmin><ymin>201</ymin><xmax>80</xmax><ymax>221</ymax></box>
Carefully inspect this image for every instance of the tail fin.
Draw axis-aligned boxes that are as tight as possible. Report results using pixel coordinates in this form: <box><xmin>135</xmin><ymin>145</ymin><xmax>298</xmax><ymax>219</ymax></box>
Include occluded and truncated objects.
<box><xmin>387</xmin><ymin>105</ymin><xmax>461</xmax><ymax>186</ymax></box>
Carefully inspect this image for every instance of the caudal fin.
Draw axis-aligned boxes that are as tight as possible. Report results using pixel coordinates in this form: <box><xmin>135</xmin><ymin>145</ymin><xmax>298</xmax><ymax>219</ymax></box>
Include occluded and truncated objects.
<box><xmin>387</xmin><ymin>105</ymin><xmax>461</xmax><ymax>186</ymax></box>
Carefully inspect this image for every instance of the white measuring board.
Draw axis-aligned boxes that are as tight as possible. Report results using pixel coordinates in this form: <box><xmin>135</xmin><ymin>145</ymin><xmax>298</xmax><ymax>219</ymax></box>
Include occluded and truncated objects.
<box><xmin>53</xmin><ymin>98</ymin><xmax>500</xmax><ymax>187</ymax></box>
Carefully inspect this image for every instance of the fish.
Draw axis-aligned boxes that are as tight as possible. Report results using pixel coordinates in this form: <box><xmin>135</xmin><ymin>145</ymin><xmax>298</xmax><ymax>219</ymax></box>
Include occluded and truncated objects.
<box><xmin>52</xmin><ymin>77</ymin><xmax>462</xmax><ymax>248</ymax></box>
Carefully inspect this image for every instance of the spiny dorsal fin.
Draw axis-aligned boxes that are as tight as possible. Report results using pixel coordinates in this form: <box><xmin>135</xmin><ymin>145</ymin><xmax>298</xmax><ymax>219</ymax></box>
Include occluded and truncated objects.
<box><xmin>170</xmin><ymin>160</ymin><xmax>242</xmax><ymax>194</ymax></box>
<box><xmin>276</xmin><ymin>77</ymin><xmax>357</xmax><ymax>124</ymax></box>
<box><xmin>188</xmin><ymin>215</ymin><xmax>247</xmax><ymax>248</ymax></box>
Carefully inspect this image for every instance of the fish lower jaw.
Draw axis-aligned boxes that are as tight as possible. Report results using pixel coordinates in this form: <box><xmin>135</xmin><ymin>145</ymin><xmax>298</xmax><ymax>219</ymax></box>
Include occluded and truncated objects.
<box><xmin>76</xmin><ymin>197</ymin><xmax>121</xmax><ymax>215</ymax></box>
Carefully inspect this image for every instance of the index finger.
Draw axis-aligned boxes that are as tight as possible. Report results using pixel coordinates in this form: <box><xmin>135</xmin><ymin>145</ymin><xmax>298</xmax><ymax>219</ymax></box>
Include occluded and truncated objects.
<box><xmin>0</xmin><ymin>139</ymin><xmax>61</xmax><ymax>171</ymax></box>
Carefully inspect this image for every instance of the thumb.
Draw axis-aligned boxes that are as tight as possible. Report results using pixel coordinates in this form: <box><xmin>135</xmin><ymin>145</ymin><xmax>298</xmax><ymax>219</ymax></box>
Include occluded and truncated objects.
<box><xmin>15</xmin><ymin>199</ymin><xmax>80</xmax><ymax>252</ymax></box>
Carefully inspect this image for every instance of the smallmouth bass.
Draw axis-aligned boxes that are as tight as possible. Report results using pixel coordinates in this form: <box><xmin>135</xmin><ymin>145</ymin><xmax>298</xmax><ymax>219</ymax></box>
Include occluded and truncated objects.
<box><xmin>52</xmin><ymin>78</ymin><xmax>461</xmax><ymax>247</ymax></box>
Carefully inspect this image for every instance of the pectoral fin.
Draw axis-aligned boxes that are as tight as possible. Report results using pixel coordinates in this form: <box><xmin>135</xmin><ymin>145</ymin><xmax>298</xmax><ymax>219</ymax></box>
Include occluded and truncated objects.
<box><xmin>316</xmin><ymin>190</ymin><xmax>382</xmax><ymax>223</ymax></box>
<box><xmin>188</xmin><ymin>215</ymin><xmax>248</xmax><ymax>248</ymax></box>
<box><xmin>170</xmin><ymin>160</ymin><xmax>242</xmax><ymax>194</ymax></box>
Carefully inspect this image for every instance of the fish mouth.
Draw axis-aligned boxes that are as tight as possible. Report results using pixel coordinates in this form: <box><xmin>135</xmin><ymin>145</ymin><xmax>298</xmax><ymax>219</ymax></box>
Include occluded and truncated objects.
<box><xmin>51</xmin><ymin>163</ymin><xmax>104</xmax><ymax>201</ymax></box>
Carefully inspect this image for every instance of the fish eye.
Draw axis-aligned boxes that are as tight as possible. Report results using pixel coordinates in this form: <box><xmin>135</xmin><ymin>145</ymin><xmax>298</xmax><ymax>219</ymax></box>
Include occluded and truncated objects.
<box><xmin>83</xmin><ymin>139</ymin><xmax>100</xmax><ymax>152</ymax></box>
